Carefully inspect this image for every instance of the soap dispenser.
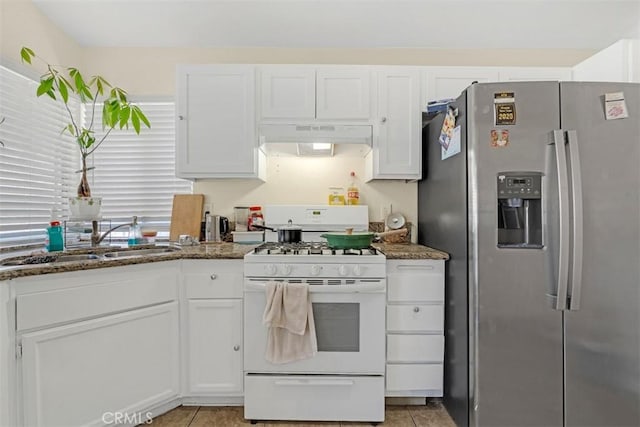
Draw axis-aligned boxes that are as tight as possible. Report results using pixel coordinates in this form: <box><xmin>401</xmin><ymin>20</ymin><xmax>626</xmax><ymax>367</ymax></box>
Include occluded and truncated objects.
<box><xmin>128</xmin><ymin>216</ymin><xmax>142</xmax><ymax>247</ymax></box>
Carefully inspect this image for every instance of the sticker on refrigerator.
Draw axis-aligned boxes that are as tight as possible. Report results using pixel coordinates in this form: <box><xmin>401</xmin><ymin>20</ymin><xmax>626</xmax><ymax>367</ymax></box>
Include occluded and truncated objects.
<box><xmin>491</xmin><ymin>129</ymin><xmax>510</xmax><ymax>148</ymax></box>
<box><xmin>438</xmin><ymin>107</ymin><xmax>457</xmax><ymax>150</ymax></box>
<box><xmin>494</xmin><ymin>92</ymin><xmax>516</xmax><ymax>125</ymax></box>
<box><xmin>604</xmin><ymin>92</ymin><xmax>629</xmax><ymax>120</ymax></box>
<box><xmin>442</xmin><ymin>126</ymin><xmax>461</xmax><ymax>160</ymax></box>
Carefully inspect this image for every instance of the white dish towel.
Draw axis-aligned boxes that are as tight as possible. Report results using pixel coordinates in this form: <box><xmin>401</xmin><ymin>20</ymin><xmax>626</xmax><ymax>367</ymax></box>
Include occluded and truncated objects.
<box><xmin>262</xmin><ymin>281</ymin><xmax>317</xmax><ymax>364</ymax></box>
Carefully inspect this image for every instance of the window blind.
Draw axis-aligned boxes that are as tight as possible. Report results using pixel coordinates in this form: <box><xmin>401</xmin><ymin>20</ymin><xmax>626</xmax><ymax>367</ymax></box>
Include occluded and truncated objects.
<box><xmin>0</xmin><ymin>66</ymin><xmax>79</xmax><ymax>248</ymax></box>
<box><xmin>89</xmin><ymin>101</ymin><xmax>192</xmax><ymax>237</ymax></box>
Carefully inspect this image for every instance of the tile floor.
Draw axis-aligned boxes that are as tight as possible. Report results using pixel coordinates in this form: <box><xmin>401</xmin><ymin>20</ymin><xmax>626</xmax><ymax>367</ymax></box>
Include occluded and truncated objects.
<box><xmin>149</xmin><ymin>402</ymin><xmax>456</xmax><ymax>426</ymax></box>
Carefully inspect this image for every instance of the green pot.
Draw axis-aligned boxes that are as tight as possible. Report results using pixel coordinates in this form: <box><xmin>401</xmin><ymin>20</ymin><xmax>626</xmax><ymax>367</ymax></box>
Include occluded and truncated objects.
<box><xmin>320</xmin><ymin>232</ymin><xmax>375</xmax><ymax>249</ymax></box>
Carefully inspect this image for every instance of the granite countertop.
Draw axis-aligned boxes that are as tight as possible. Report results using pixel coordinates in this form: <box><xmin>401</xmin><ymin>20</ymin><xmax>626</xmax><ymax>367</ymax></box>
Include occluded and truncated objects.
<box><xmin>373</xmin><ymin>243</ymin><xmax>450</xmax><ymax>260</ymax></box>
<box><xmin>0</xmin><ymin>243</ymin><xmax>258</xmax><ymax>281</ymax></box>
<box><xmin>0</xmin><ymin>242</ymin><xmax>449</xmax><ymax>281</ymax></box>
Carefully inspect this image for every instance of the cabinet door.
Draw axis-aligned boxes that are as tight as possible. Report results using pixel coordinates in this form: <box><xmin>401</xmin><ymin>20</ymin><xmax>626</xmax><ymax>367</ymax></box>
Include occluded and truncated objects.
<box><xmin>425</xmin><ymin>66</ymin><xmax>500</xmax><ymax>100</ymax></box>
<box><xmin>316</xmin><ymin>68</ymin><xmax>371</xmax><ymax>119</ymax></box>
<box><xmin>176</xmin><ymin>65</ymin><xmax>258</xmax><ymax>178</ymax></box>
<box><xmin>499</xmin><ymin>67</ymin><xmax>572</xmax><ymax>82</ymax></box>
<box><xmin>186</xmin><ymin>299</ymin><xmax>243</xmax><ymax>395</ymax></box>
<box><xmin>259</xmin><ymin>67</ymin><xmax>316</xmax><ymax>119</ymax></box>
<box><xmin>21</xmin><ymin>302</ymin><xmax>180</xmax><ymax>427</ymax></box>
<box><xmin>374</xmin><ymin>68</ymin><xmax>421</xmax><ymax>179</ymax></box>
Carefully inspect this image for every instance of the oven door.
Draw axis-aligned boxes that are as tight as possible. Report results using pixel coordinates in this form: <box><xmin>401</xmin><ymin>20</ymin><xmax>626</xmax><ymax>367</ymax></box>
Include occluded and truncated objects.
<box><xmin>243</xmin><ymin>279</ymin><xmax>386</xmax><ymax>375</ymax></box>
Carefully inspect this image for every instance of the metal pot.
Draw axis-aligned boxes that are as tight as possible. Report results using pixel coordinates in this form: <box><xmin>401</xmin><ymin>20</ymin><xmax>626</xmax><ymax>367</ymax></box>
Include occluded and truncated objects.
<box><xmin>252</xmin><ymin>219</ymin><xmax>302</xmax><ymax>243</ymax></box>
<box><xmin>321</xmin><ymin>229</ymin><xmax>408</xmax><ymax>249</ymax></box>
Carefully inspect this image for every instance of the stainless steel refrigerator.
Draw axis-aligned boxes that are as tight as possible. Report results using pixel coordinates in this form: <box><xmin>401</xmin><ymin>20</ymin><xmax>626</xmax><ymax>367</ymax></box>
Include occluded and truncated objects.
<box><xmin>418</xmin><ymin>81</ymin><xmax>640</xmax><ymax>427</ymax></box>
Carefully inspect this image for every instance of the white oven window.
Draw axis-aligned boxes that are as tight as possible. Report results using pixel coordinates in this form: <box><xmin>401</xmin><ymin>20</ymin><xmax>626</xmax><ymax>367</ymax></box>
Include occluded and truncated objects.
<box><xmin>312</xmin><ymin>303</ymin><xmax>360</xmax><ymax>352</ymax></box>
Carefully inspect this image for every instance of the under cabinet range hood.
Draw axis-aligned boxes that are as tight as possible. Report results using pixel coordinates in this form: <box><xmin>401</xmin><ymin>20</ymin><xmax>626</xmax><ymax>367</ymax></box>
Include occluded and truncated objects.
<box><xmin>259</xmin><ymin>124</ymin><xmax>372</xmax><ymax>157</ymax></box>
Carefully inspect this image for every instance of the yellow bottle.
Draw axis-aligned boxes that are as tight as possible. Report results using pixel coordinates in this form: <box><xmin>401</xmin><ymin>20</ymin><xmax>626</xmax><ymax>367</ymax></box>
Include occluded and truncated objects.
<box><xmin>347</xmin><ymin>171</ymin><xmax>359</xmax><ymax>205</ymax></box>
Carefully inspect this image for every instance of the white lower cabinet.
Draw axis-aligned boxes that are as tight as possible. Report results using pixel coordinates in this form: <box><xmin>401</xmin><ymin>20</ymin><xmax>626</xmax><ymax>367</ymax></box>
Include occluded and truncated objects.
<box><xmin>186</xmin><ymin>300</ymin><xmax>243</xmax><ymax>395</ymax></box>
<box><xmin>182</xmin><ymin>260</ymin><xmax>243</xmax><ymax>397</ymax></box>
<box><xmin>386</xmin><ymin>259</ymin><xmax>445</xmax><ymax>397</ymax></box>
<box><xmin>13</xmin><ymin>263</ymin><xmax>180</xmax><ymax>427</ymax></box>
<box><xmin>21</xmin><ymin>303</ymin><xmax>179</xmax><ymax>427</ymax></box>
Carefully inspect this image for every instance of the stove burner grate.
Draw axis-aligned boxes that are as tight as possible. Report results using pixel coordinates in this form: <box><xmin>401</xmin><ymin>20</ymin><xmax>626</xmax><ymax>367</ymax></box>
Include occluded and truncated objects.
<box><xmin>253</xmin><ymin>242</ymin><xmax>378</xmax><ymax>256</ymax></box>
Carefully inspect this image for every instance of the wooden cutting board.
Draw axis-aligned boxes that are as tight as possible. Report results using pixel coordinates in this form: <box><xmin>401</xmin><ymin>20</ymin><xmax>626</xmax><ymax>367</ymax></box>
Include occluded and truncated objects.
<box><xmin>169</xmin><ymin>194</ymin><xmax>205</xmax><ymax>241</ymax></box>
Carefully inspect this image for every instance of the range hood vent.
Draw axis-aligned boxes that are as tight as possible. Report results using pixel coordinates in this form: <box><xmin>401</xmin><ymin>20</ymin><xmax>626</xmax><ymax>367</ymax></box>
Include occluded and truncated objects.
<box><xmin>259</xmin><ymin>124</ymin><xmax>372</xmax><ymax>157</ymax></box>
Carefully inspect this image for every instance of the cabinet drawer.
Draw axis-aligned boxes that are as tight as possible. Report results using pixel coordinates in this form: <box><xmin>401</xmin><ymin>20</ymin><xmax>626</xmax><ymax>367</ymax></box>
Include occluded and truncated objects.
<box><xmin>387</xmin><ymin>260</ymin><xmax>444</xmax><ymax>302</ymax></box>
<box><xmin>387</xmin><ymin>304</ymin><xmax>443</xmax><ymax>333</ymax></box>
<box><xmin>182</xmin><ymin>260</ymin><xmax>243</xmax><ymax>299</ymax></box>
<box><xmin>245</xmin><ymin>375</ymin><xmax>384</xmax><ymax>422</ymax></box>
<box><xmin>16</xmin><ymin>264</ymin><xmax>177</xmax><ymax>331</ymax></box>
<box><xmin>386</xmin><ymin>364</ymin><xmax>443</xmax><ymax>394</ymax></box>
<box><xmin>387</xmin><ymin>334</ymin><xmax>444</xmax><ymax>363</ymax></box>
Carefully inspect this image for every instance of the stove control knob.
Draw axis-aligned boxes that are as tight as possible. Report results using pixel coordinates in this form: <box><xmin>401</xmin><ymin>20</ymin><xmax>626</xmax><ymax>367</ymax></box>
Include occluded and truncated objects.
<box><xmin>352</xmin><ymin>265</ymin><xmax>363</xmax><ymax>276</ymax></box>
<box><xmin>310</xmin><ymin>265</ymin><xmax>322</xmax><ymax>276</ymax></box>
<box><xmin>281</xmin><ymin>265</ymin><xmax>292</xmax><ymax>276</ymax></box>
<box><xmin>265</xmin><ymin>264</ymin><xmax>277</xmax><ymax>276</ymax></box>
<box><xmin>338</xmin><ymin>265</ymin><xmax>349</xmax><ymax>276</ymax></box>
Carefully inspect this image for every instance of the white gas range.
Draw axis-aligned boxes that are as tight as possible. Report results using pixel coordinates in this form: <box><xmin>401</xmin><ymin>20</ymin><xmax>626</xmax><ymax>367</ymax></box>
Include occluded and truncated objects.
<box><xmin>243</xmin><ymin>206</ymin><xmax>386</xmax><ymax>424</ymax></box>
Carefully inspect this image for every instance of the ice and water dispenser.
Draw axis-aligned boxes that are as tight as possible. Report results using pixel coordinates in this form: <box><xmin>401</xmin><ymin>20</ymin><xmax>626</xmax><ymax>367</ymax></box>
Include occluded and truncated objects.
<box><xmin>497</xmin><ymin>172</ymin><xmax>543</xmax><ymax>248</ymax></box>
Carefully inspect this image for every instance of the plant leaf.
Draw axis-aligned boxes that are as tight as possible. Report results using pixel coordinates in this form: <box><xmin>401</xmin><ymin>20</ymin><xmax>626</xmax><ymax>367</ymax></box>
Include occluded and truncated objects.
<box><xmin>58</xmin><ymin>78</ymin><xmax>69</xmax><ymax>103</ymax></box>
<box><xmin>130</xmin><ymin>109</ymin><xmax>141</xmax><ymax>133</ymax></box>
<box><xmin>20</xmin><ymin>47</ymin><xmax>35</xmax><ymax>64</ymax></box>
<box><xmin>119</xmin><ymin>106</ymin><xmax>131</xmax><ymax>129</ymax></box>
<box><xmin>36</xmin><ymin>78</ymin><xmax>54</xmax><ymax>97</ymax></box>
<box><xmin>132</xmin><ymin>106</ymin><xmax>151</xmax><ymax>130</ymax></box>
<box><xmin>45</xmin><ymin>90</ymin><xmax>56</xmax><ymax>100</ymax></box>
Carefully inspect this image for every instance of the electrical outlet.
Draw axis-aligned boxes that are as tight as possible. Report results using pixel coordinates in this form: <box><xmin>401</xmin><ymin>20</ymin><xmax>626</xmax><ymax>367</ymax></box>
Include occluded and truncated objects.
<box><xmin>380</xmin><ymin>205</ymin><xmax>390</xmax><ymax>222</ymax></box>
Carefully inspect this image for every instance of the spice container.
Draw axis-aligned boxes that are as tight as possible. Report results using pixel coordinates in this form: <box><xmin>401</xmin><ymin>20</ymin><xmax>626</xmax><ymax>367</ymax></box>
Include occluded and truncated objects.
<box><xmin>248</xmin><ymin>206</ymin><xmax>264</xmax><ymax>230</ymax></box>
<box><xmin>328</xmin><ymin>187</ymin><xmax>346</xmax><ymax>205</ymax></box>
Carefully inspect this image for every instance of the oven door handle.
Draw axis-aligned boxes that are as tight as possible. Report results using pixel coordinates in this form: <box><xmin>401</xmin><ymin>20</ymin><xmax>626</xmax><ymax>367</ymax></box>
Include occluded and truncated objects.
<box><xmin>244</xmin><ymin>282</ymin><xmax>386</xmax><ymax>293</ymax></box>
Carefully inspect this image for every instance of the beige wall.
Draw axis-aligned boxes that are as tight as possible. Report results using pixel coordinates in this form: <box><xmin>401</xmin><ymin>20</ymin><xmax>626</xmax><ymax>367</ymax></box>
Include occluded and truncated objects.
<box><xmin>1</xmin><ymin>0</ymin><xmax>82</xmax><ymax>74</ymax></box>
<box><xmin>1</xmin><ymin>2</ymin><xmax>596</xmax><ymax>241</ymax></box>
<box><xmin>193</xmin><ymin>154</ymin><xmax>417</xmax><ymax>229</ymax></box>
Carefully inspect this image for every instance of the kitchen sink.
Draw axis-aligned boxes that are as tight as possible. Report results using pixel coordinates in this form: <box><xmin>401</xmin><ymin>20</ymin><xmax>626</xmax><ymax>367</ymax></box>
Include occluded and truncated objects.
<box><xmin>102</xmin><ymin>247</ymin><xmax>180</xmax><ymax>259</ymax></box>
<box><xmin>55</xmin><ymin>254</ymin><xmax>102</xmax><ymax>262</ymax></box>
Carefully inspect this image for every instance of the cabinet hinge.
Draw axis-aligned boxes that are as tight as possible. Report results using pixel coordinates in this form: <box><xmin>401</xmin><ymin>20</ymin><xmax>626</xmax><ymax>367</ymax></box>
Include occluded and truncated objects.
<box><xmin>16</xmin><ymin>344</ymin><xmax>22</xmax><ymax>359</ymax></box>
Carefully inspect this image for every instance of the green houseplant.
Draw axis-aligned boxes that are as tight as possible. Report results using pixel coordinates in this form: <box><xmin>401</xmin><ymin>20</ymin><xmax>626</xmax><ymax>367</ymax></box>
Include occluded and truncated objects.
<box><xmin>20</xmin><ymin>47</ymin><xmax>150</xmax><ymax>218</ymax></box>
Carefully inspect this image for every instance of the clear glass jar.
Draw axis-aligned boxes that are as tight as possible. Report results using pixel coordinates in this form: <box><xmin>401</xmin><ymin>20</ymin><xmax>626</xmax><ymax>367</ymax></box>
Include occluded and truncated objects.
<box><xmin>234</xmin><ymin>207</ymin><xmax>250</xmax><ymax>232</ymax></box>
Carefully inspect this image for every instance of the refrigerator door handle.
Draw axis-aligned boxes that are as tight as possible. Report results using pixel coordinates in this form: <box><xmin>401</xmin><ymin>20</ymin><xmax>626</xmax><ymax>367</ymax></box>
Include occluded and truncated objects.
<box><xmin>551</xmin><ymin>130</ymin><xmax>570</xmax><ymax>310</ymax></box>
<box><xmin>567</xmin><ymin>130</ymin><xmax>584</xmax><ymax>310</ymax></box>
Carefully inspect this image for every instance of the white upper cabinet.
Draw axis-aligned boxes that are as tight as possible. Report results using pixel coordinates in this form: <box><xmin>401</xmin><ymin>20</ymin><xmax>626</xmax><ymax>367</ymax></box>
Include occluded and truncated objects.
<box><xmin>367</xmin><ymin>68</ymin><xmax>421</xmax><ymax>180</ymax></box>
<box><xmin>423</xmin><ymin>66</ymin><xmax>572</xmax><ymax>101</ymax></box>
<box><xmin>316</xmin><ymin>69</ymin><xmax>371</xmax><ymax>119</ymax></box>
<box><xmin>498</xmin><ymin>67</ymin><xmax>572</xmax><ymax>82</ymax></box>
<box><xmin>424</xmin><ymin>67</ymin><xmax>500</xmax><ymax>101</ymax></box>
<box><xmin>176</xmin><ymin>65</ymin><xmax>264</xmax><ymax>180</ymax></box>
<box><xmin>260</xmin><ymin>68</ymin><xmax>316</xmax><ymax>119</ymax></box>
<box><xmin>573</xmin><ymin>39</ymin><xmax>640</xmax><ymax>82</ymax></box>
<box><xmin>259</xmin><ymin>66</ymin><xmax>372</xmax><ymax>121</ymax></box>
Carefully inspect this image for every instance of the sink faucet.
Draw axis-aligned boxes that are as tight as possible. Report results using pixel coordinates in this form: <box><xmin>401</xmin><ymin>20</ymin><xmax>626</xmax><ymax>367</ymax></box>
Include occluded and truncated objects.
<box><xmin>91</xmin><ymin>218</ymin><xmax>134</xmax><ymax>247</ymax></box>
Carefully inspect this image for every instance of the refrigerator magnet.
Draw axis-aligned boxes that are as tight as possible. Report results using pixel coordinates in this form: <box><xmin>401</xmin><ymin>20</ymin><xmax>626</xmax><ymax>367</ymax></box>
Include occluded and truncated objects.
<box><xmin>442</xmin><ymin>126</ymin><xmax>461</xmax><ymax>160</ymax></box>
<box><xmin>604</xmin><ymin>92</ymin><xmax>629</xmax><ymax>120</ymax></box>
<box><xmin>491</xmin><ymin>129</ymin><xmax>510</xmax><ymax>148</ymax></box>
<box><xmin>438</xmin><ymin>107</ymin><xmax>457</xmax><ymax>150</ymax></box>
<box><xmin>494</xmin><ymin>92</ymin><xmax>516</xmax><ymax>125</ymax></box>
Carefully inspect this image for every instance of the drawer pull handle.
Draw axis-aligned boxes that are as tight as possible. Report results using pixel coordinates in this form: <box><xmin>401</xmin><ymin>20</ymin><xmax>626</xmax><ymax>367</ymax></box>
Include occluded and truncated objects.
<box><xmin>233</xmin><ymin>345</ymin><xmax>240</xmax><ymax>351</ymax></box>
<box><xmin>414</xmin><ymin>307</ymin><xmax>420</xmax><ymax>313</ymax></box>
<box><xmin>397</xmin><ymin>265</ymin><xmax>435</xmax><ymax>270</ymax></box>
<box><xmin>210</xmin><ymin>274</ymin><xmax>217</xmax><ymax>280</ymax></box>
